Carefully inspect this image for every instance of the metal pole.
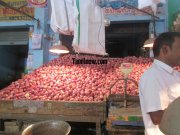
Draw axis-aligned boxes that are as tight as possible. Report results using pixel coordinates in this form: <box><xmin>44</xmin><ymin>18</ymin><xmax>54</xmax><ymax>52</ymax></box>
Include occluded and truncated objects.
<box><xmin>124</xmin><ymin>78</ymin><xmax>127</xmax><ymax>108</ymax></box>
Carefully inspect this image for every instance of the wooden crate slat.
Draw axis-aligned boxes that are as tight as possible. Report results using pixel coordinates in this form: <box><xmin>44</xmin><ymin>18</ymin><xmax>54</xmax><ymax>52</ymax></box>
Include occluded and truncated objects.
<box><xmin>0</xmin><ymin>100</ymin><xmax>106</xmax><ymax>122</ymax></box>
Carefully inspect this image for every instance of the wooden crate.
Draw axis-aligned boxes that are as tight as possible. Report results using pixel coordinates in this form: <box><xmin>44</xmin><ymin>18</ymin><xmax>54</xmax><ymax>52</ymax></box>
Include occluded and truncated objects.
<box><xmin>106</xmin><ymin>107</ymin><xmax>144</xmax><ymax>135</ymax></box>
<box><xmin>4</xmin><ymin>121</ymin><xmax>19</xmax><ymax>132</ymax></box>
<box><xmin>108</xmin><ymin>130</ymin><xmax>144</xmax><ymax>135</ymax></box>
<box><xmin>0</xmin><ymin>100</ymin><xmax>106</xmax><ymax>135</ymax></box>
<box><xmin>0</xmin><ymin>100</ymin><xmax>106</xmax><ymax>119</ymax></box>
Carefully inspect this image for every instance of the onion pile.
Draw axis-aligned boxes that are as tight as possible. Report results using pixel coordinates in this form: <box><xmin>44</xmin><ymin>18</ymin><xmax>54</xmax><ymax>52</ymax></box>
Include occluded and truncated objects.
<box><xmin>0</xmin><ymin>54</ymin><xmax>153</xmax><ymax>101</ymax></box>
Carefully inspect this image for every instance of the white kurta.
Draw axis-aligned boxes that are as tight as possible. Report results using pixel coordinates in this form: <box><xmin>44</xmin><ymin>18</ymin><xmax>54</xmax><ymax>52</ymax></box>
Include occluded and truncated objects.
<box><xmin>50</xmin><ymin>0</ymin><xmax>74</xmax><ymax>35</ymax></box>
<box><xmin>72</xmin><ymin>0</ymin><xmax>107</xmax><ymax>55</ymax></box>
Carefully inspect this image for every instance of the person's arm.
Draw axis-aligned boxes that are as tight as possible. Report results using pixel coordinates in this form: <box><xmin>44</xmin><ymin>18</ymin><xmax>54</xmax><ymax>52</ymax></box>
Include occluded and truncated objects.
<box><xmin>149</xmin><ymin>110</ymin><xmax>164</xmax><ymax>125</ymax></box>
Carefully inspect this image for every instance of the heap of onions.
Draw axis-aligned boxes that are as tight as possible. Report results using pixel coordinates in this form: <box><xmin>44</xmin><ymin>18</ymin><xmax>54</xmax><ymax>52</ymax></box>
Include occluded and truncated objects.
<box><xmin>0</xmin><ymin>54</ymin><xmax>153</xmax><ymax>101</ymax></box>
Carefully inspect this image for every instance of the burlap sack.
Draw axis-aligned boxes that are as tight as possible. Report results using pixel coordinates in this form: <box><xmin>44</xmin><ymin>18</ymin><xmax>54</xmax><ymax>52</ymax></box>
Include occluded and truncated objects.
<box><xmin>159</xmin><ymin>97</ymin><xmax>180</xmax><ymax>135</ymax></box>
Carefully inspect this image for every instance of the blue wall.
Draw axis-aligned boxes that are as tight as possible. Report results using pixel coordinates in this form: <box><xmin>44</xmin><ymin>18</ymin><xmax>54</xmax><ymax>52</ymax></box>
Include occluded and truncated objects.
<box><xmin>0</xmin><ymin>7</ymin><xmax>51</xmax><ymax>72</ymax></box>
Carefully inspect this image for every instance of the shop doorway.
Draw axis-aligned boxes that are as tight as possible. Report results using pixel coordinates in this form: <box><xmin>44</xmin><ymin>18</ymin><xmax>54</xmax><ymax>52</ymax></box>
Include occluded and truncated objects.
<box><xmin>0</xmin><ymin>28</ymin><xmax>29</xmax><ymax>89</ymax></box>
<box><xmin>105</xmin><ymin>22</ymin><xmax>149</xmax><ymax>57</ymax></box>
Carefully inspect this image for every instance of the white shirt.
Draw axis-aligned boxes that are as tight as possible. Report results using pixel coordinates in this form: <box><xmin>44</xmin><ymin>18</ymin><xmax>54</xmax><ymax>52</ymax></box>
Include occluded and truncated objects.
<box><xmin>139</xmin><ymin>59</ymin><xmax>180</xmax><ymax>135</ymax></box>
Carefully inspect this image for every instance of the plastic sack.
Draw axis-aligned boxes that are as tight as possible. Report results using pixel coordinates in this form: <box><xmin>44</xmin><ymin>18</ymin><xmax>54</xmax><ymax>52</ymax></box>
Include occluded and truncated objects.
<box><xmin>138</xmin><ymin>0</ymin><xmax>152</xmax><ymax>9</ymax></box>
<box><xmin>73</xmin><ymin>0</ymin><xmax>107</xmax><ymax>55</ymax></box>
<box><xmin>50</xmin><ymin>0</ymin><xmax>74</xmax><ymax>35</ymax></box>
<box><xmin>159</xmin><ymin>97</ymin><xmax>180</xmax><ymax>135</ymax></box>
<box><xmin>138</xmin><ymin>0</ymin><xmax>166</xmax><ymax>13</ymax></box>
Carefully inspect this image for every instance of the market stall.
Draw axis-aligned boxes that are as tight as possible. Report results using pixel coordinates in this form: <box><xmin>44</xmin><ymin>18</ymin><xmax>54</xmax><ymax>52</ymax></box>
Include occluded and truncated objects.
<box><xmin>0</xmin><ymin>54</ymin><xmax>154</xmax><ymax>134</ymax></box>
<box><xmin>0</xmin><ymin>0</ymin><xmax>169</xmax><ymax>135</ymax></box>
<box><xmin>0</xmin><ymin>100</ymin><xmax>106</xmax><ymax>135</ymax></box>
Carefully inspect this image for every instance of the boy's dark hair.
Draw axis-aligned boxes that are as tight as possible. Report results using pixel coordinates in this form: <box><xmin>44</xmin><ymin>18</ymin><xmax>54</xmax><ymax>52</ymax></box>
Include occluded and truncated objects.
<box><xmin>153</xmin><ymin>32</ymin><xmax>180</xmax><ymax>57</ymax></box>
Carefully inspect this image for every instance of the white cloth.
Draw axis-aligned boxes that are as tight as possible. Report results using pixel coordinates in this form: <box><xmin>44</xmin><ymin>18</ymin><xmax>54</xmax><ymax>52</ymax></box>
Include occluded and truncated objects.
<box><xmin>50</xmin><ymin>0</ymin><xmax>74</xmax><ymax>35</ymax></box>
<box><xmin>139</xmin><ymin>59</ymin><xmax>180</xmax><ymax>135</ymax></box>
<box><xmin>138</xmin><ymin>0</ymin><xmax>152</xmax><ymax>9</ymax></box>
<box><xmin>72</xmin><ymin>0</ymin><xmax>107</xmax><ymax>55</ymax></box>
<box><xmin>138</xmin><ymin>0</ymin><xmax>166</xmax><ymax>9</ymax></box>
<box><xmin>138</xmin><ymin>0</ymin><xmax>166</xmax><ymax>13</ymax></box>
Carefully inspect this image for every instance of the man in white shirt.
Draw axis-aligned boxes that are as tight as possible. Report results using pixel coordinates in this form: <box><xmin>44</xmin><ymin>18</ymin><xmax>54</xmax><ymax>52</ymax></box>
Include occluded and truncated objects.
<box><xmin>139</xmin><ymin>32</ymin><xmax>180</xmax><ymax>135</ymax></box>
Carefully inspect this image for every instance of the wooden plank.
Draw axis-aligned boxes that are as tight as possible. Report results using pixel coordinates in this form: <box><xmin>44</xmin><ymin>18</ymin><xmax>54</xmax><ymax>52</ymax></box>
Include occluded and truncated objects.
<box><xmin>108</xmin><ymin>130</ymin><xmax>145</xmax><ymax>135</ymax></box>
<box><xmin>0</xmin><ymin>100</ymin><xmax>106</xmax><ymax>121</ymax></box>
<box><xmin>0</xmin><ymin>100</ymin><xmax>106</xmax><ymax>135</ymax></box>
<box><xmin>0</xmin><ymin>113</ymin><xmax>104</xmax><ymax>123</ymax></box>
<box><xmin>107</xmin><ymin>119</ymin><xmax>144</xmax><ymax>133</ymax></box>
<box><xmin>108</xmin><ymin>107</ymin><xmax>142</xmax><ymax>116</ymax></box>
<box><xmin>108</xmin><ymin>128</ymin><xmax>144</xmax><ymax>132</ymax></box>
<box><xmin>108</xmin><ymin>95</ymin><xmax>139</xmax><ymax>102</ymax></box>
<box><xmin>96</xmin><ymin>122</ymin><xmax>101</xmax><ymax>135</ymax></box>
<box><xmin>0</xmin><ymin>131</ymin><xmax>21</xmax><ymax>135</ymax></box>
<box><xmin>0</xmin><ymin>100</ymin><xmax>105</xmax><ymax>112</ymax></box>
<box><xmin>111</xmin><ymin>121</ymin><xmax>144</xmax><ymax>126</ymax></box>
<box><xmin>1</xmin><ymin>106</ymin><xmax>105</xmax><ymax>116</ymax></box>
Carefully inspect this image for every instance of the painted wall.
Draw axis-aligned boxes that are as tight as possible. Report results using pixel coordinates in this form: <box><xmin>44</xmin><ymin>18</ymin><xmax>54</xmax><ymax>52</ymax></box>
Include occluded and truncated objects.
<box><xmin>0</xmin><ymin>6</ymin><xmax>50</xmax><ymax>73</ymax></box>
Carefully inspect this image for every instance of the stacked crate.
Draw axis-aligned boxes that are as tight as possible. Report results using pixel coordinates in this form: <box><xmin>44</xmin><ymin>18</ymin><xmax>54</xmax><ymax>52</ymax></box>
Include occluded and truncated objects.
<box><xmin>106</xmin><ymin>95</ymin><xmax>144</xmax><ymax>135</ymax></box>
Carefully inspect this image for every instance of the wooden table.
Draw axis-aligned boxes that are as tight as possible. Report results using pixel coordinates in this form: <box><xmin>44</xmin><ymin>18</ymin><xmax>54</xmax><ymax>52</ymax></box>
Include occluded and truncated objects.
<box><xmin>0</xmin><ymin>100</ymin><xmax>107</xmax><ymax>135</ymax></box>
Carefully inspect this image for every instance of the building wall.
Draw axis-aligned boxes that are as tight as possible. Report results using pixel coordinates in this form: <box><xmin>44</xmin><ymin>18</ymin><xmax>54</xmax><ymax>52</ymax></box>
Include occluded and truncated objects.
<box><xmin>0</xmin><ymin>4</ymin><xmax>50</xmax><ymax>72</ymax></box>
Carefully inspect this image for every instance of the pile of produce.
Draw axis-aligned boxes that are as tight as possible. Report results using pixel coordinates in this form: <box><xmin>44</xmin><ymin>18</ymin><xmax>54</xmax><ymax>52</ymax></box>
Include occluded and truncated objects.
<box><xmin>0</xmin><ymin>54</ymin><xmax>153</xmax><ymax>101</ymax></box>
